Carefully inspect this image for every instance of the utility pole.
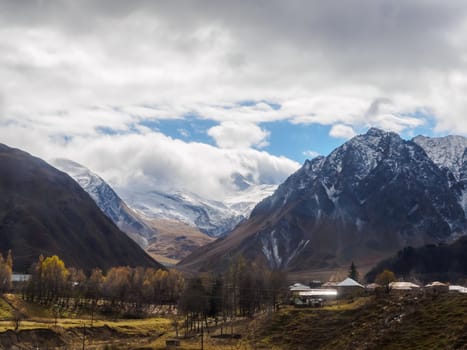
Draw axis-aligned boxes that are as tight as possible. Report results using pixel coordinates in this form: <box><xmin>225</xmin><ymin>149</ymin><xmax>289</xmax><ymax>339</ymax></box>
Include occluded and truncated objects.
<box><xmin>200</xmin><ymin>324</ymin><xmax>204</xmax><ymax>350</ymax></box>
<box><xmin>82</xmin><ymin>322</ymin><xmax>86</xmax><ymax>350</ymax></box>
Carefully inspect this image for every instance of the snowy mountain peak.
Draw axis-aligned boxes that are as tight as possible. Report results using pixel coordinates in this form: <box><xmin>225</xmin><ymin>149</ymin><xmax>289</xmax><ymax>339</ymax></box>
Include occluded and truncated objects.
<box><xmin>51</xmin><ymin>158</ymin><xmax>155</xmax><ymax>247</ymax></box>
<box><xmin>413</xmin><ymin>134</ymin><xmax>467</xmax><ymax>181</ymax></box>
<box><xmin>244</xmin><ymin>128</ymin><xmax>467</xmax><ymax>271</ymax></box>
<box><xmin>365</xmin><ymin>127</ymin><xmax>398</xmax><ymax>138</ymax></box>
<box><xmin>118</xmin><ymin>183</ymin><xmax>277</xmax><ymax>237</ymax></box>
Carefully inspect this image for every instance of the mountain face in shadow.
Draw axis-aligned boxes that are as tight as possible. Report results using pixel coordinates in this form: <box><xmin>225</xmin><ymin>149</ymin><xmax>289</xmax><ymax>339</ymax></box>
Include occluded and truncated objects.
<box><xmin>0</xmin><ymin>144</ymin><xmax>163</xmax><ymax>272</ymax></box>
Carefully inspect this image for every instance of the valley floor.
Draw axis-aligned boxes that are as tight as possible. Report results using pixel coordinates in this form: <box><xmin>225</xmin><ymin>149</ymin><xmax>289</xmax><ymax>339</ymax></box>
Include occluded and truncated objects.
<box><xmin>1</xmin><ymin>293</ymin><xmax>467</xmax><ymax>349</ymax></box>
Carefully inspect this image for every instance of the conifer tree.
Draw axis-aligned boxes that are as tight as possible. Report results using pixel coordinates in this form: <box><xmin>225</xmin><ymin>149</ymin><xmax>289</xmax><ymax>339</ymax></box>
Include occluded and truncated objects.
<box><xmin>348</xmin><ymin>261</ymin><xmax>359</xmax><ymax>281</ymax></box>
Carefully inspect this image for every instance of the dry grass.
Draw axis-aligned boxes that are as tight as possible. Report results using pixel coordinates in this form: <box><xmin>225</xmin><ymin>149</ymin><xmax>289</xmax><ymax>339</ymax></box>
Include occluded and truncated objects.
<box><xmin>259</xmin><ymin>293</ymin><xmax>467</xmax><ymax>350</ymax></box>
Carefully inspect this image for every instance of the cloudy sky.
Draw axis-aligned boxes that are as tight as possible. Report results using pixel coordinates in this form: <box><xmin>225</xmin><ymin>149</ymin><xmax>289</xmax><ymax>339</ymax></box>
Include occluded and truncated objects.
<box><xmin>1</xmin><ymin>0</ymin><xmax>467</xmax><ymax>199</ymax></box>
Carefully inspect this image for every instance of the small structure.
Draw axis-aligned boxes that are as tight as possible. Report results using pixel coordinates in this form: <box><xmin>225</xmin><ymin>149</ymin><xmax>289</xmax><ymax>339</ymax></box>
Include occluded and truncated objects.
<box><xmin>11</xmin><ymin>274</ymin><xmax>30</xmax><ymax>283</ymax></box>
<box><xmin>166</xmin><ymin>339</ymin><xmax>181</xmax><ymax>348</ymax></box>
<box><xmin>289</xmin><ymin>283</ymin><xmax>311</xmax><ymax>295</ymax></box>
<box><xmin>295</xmin><ymin>289</ymin><xmax>338</xmax><ymax>307</ymax></box>
<box><xmin>389</xmin><ymin>281</ymin><xmax>421</xmax><ymax>295</ymax></box>
<box><xmin>425</xmin><ymin>281</ymin><xmax>449</xmax><ymax>295</ymax></box>
<box><xmin>322</xmin><ymin>281</ymin><xmax>339</xmax><ymax>288</ymax></box>
<box><xmin>11</xmin><ymin>274</ymin><xmax>31</xmax><ymax>291</ymax></box>
<box><xmin>337</xmin><ymin>278</ymin><xmax>365</xmax><ymax>298</ymax></box>
<box><xmin>365</xmin><ymin>283</ymin><xmax>381</xmax><ymax>291</ymax></box>
<box><xmin>448</xmin><ymin>285</ymin><xmax>467</xmax><ymax>294</ymax></box>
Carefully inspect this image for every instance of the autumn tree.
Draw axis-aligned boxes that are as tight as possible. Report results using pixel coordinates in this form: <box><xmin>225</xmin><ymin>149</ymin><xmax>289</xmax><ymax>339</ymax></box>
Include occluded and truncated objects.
<box><xmin>102</xmin><ymin>266</ymin><xmax>131</xmax><ymax>306</ymax></box>
<box><xmin>41</xmin><ymin>255</ymin><xmax>69</xmax><ymax>302</ymax></box>
<box><xmin>0</xmin><ymin>251</ymin><xmax>13</xmax><ymax>292</ymax></box>
<box><xmin>375</xmin><ymin>269</ymin><xmax>396</xmax><ymax>292</ymax></box>
<box><xmin>25</xmin><ymin>255</ymin><xmax>69</xmax><ymax>303</ymax></box>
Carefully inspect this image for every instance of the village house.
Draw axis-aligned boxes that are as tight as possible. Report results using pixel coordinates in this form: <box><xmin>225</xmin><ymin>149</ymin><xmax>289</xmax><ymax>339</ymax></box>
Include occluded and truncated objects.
<box><xmin>289</xmin><ymin>282</ymin><xmax>312</xmax><ymax>296</ymax></box>
<box><xmin>425</xmin><ymin>281</ymin><xmax>449</xmax><ymax>295</ymax></box>
<box><xmin>337</xmin><ymin>278</ymin><xmax>365</xmax><ymax>298</ymax></box>
<box><xmin>389</xmin><ymin>281</ymin><xmax>421</xmax><ymax>295</ymax></box>
<box><xmin>449</xmin><ymin>285</ymin><xmax>467</xmax><ymax>294</ymax></box>
<box><xmin>365</xmin><ymin>283</ymin><xmax>382</xmax><ymax>291</ymax></box>
<box><xmin>297</xmin><ymin>289</ymin><xmax>338</xmax><ymax>307</ymax></box>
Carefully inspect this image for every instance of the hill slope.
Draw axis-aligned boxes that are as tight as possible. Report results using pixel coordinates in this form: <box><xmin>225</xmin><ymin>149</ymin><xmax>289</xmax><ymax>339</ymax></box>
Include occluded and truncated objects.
<box><xmin>258</xmin><ymin>294</ymin><xmax>467</xmax><ymax>350</ymax></box>
<box><xmin>365</xmin><ymin>236</ymin><xmax>467</xmax><ymax>283</ymax></box>
<box><xmin>0</xmin><ymin>144</ymin><xmax>162</xmax><ymax>271</ymax></box>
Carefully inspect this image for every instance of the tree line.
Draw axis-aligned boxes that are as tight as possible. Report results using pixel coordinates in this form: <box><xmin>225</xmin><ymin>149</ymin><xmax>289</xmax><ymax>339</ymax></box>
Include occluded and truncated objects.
<box><xmin>22</xmin><ymin>255</ymin><xmax>184</xmax><ymax>317</ymax></box>
<box><xmin>6</xmin><ymin>253</ymin><xmax>288</xmax><ymax>325</ymax></box>
<box><xmin>177</xmin><ymin>257</ymin><xmax>288</xmax><ymax>335</ymax></box>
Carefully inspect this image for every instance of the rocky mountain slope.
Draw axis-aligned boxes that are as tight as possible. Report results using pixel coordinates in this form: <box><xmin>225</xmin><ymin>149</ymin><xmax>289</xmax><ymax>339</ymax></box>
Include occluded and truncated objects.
<box><xmin>52</xmin><ymin>160</ymin><xmax>266</xmax><ymax>263</ymax></box>
<box><xmin>179</xmin><ymin>128</ymin><xmax>467</xmax><ymax>274</ymax></box>
<box><xmin>0</xmin><ymin>144</ymin><xmax>162</xmax><ymax>271</ymax></box>
<box><xmin>51</xmin><ymin>159</ymin><xmax>155</xmax><ymax>247</ymax></box>
<box><xmin>143</xmin><ymin>218</ymin><xmax>214</xmax><ymax>266</ymax></box>
<box><xmin>413</xmin><ymin>134</ymin><xmax>467</xmax><ymax>214</ymax></box>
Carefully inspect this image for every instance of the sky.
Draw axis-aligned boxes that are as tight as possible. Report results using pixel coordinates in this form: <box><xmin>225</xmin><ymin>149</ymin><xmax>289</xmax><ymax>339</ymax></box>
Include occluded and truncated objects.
<box><xmin>1</xmin><ymin>1</ymin><xmax>467</xmax><ymax>200</ymax></box>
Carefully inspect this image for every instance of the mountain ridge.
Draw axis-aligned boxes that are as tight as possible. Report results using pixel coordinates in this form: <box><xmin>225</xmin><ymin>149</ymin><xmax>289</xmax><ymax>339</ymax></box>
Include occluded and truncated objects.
<box><xmin>0</xmin><ymin>144</ymin><xmax>163</xmax><ymax>271</ymax></box>
<box><xmin>179</xmin><ymin>128</ymin><xmax>467</xmax><ymax>274</ymax></box>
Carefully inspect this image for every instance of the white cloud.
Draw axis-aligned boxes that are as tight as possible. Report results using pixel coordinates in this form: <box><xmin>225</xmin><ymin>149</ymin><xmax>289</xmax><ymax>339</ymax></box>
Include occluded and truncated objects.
<box><xmin>1</xmin><ymin>1</ymin><xmax>467</xmax><ymax>138</ymax></box>
<box><xmin>303</xmin><ymin>150</ymin><xmax>320</xmax><ymax>159</ymax></box>
<box><xmin>208</xmin><ymin>122</ymin><xmax>270</xmax><ymax>149</ymax></box>
<box><xmin>0</xmin><ymin>124</ymin><xmax>299</xmax><ymax>200</ymax></box>
<box><xmin>2</xmin><ymin>1</ymin><xmax>467</xmax><ymax>199</ymax></box>
<box><xmin>329</xmin><ymin>124</ymin><xmax>357</xmax><ymax>139</ymax></box>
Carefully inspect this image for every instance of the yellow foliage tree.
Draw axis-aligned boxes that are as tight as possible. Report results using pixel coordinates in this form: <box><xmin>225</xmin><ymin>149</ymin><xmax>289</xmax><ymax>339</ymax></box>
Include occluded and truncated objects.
<box><xmin>41</xmin><ymin>255</ymin><xmax>69</xmax><ymax>301</ymax></box>
<box><xmin>0</xmin><ymin>251</ymin><xmax>12</xmax><ymax>292</ymax></box>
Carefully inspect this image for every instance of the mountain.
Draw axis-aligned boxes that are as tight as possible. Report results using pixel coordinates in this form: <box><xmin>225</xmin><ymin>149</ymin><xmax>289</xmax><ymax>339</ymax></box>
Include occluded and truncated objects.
<box><xmin>413</xmin><ymin>135</ymin><xmax>467</xmax><ymax>181</ymax></box>
<box><xmin>51</xmin><ymin>159</ymin><xmax>155</xmax><ymax>247</ymax></box>
<box><xmin>413</xmin><ymin>135</ymin><xmax>467</xmax><ymax>214</ymax></box>
<box><xmin>365</xmin><ymin>237</ymin><xmax>467</xmax><ymax>283</ymax></box>
<box><xmin>117</xmin><ymin>182</ymin><xmax>276</xmax><ymax>238</ymax></box>
<box><xmin>50</xmin><ymin>160</ymin><xmax>224</xmax><ymax>263</ymax></box>
<box><xmin>179</xmin><ymin>128</ymin><xmax>467</xmax><ymax>274</ymax></box>
<box><xmin>0</xmin><ymin>144</ymin><xmax>162</xmax><ymax>272</ymax></box>
<box><xmin>144</xmin><ymin>218</ymin><xmax>214</xmax><ymax>266</ymax></box>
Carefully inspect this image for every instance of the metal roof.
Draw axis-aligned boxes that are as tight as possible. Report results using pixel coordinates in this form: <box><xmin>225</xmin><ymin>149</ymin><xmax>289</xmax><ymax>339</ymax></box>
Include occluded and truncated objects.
<box><xmin>337</xmin><ymin>277</ymin><xmax>364</xmax><ymax>288</ymax></box>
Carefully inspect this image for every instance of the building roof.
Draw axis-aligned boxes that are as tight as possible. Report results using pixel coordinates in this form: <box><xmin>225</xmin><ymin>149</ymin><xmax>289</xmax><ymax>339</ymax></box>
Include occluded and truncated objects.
<box><xmin>425</xmin><ymin>281</ymin><xmax>448</xmax><ymax>288</ymax></box>
<box><xmin>449</xmin><ymin>285</ymin><xmax>467</xmax><ymax>293</ymax></box>
<box><xmin>389</xmin><ymin>281</ymin><xmax>420</xmax><ymax>290</ymax></box>
<box><xmin>337</xmin><ymin>277</ymin><xmax>364</xmax><ymax>288</ymax></box>
<box><xmin>322</xmin><ymin>281</ymin><xmax>339</xmax><ymax>287</ymax></box>
<box><xmin>289</xmin><ymin>283</ymin><xmax>311</xmax><ymax>291</ymax></box>
<box><xmin>365</xmin><ymin>283</ymin><xmax>382</xmax><ymax>289</ymax></box>
<box><xmin>299</xmin><ymin>289</ymin><xmax>338</xmax><ymax>297</ymax></box>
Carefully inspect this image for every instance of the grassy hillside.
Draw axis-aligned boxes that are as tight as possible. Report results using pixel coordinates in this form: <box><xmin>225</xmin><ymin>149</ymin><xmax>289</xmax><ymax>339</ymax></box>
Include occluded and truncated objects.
<box><xmin>1</xmin><ymin>292</ymin><xmax>467</xmax><ymax>349</ymax></box>
<box><xmin>256</xmin><ymin>294</ymin><xmax>467</xmax><ymax>350</ymax></box>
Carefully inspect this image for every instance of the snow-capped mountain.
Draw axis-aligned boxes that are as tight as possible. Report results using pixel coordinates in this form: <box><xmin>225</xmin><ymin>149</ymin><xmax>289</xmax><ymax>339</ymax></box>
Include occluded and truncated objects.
<box><xmin>117</xmin><ymin>182</ymin><xmax>277</xmax><ymax>237</ymax></box>
<box><xmin>179</xmin><ymin>128</ymin><xmax>467</xmax><ymax>273</ymax></box>
<box><xmin>51</xmin><ymin>159</ymin><xmax>155</xmax><ymax>247</ymax></box>
<box><xmin>52</xmin><ymin>158</ymin><xmax>276</xmax><ymax>258</ymax></box>
<box><xmin>413</xmin><ymin>135</ymin><xmax>467</xmax><ymax>181</ymax></box>
<box><xmin>413</xmin><ymin>134</ymin><xmax>467</xmax><ymax>214</ymax></box>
